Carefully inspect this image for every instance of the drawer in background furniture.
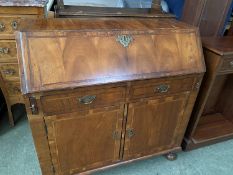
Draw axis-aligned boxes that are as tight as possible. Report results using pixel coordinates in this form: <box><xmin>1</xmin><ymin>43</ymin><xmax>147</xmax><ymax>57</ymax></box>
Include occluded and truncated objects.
<box><xmin>0</xmin><ymin>63</ymin><xmax>19</xmax><ymax>81</ymax></box>
<box><xmin>130</xmin><ymin>77</ymin><xmax>195</xmax><ymax>100</ymax></box>
<box><xmin>0</xmin><ymin>40</ymin><xmax>17</xmax><ymax>62</ymax></box>
<box><xmin>41</xmin><ymin>86</ymin><xmax>126</xmax><ymax>116</ymax></box>
<box><xmin>5</xmin><ymin>81</ymin><xmax>21</xmax><ymax>96</ymax></box>
<box><xmin>0</xmin><ymin>15</ymin><xmax>39</xmax><ymax>35</ymax></box>
<box><xmin>219</xmin><ymin>57</ymin><xmax>233</xmax><ymax>73</ymax></box>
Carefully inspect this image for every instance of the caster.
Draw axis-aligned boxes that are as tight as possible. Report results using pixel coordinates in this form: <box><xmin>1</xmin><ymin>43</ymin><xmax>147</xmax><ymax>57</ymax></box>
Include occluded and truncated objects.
<box><xmin>165</xmin><ymin>152</ymin><xmax>177</xmax><ymax>161</ymax></box>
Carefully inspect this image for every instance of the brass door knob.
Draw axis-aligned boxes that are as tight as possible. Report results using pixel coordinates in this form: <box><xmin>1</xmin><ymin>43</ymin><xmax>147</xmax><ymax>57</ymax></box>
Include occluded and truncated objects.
<box><xmin>127</xmin><ymin>128</ymin><xmax>135</xmax><ymax>138</ymax></box>
<box><xmin>112</xmin><ymin>131</ymin><xmax>121</xmax><ymax>140</ymax></box>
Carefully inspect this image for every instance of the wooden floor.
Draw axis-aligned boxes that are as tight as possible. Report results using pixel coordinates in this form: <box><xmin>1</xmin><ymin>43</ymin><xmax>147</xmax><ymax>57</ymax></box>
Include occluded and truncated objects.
<box><xmin>192</xmin><ymin>113</ymin><xmax>233</xmax><ymax>144</ymax></box>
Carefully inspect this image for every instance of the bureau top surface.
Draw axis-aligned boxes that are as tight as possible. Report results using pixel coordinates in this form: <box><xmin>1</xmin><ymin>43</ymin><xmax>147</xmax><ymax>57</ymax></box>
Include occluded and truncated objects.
<box><xmin>202</xmin><ymin>37</ymin><xmax>233</xmax><ymax>56</ymax></box>
<box><xmin>16</xmin><ymin>18</ymin><xmax>205</xmax><ymax>94</ymax></box>
<box><xmin>0</xmin><ymin>0</ymin><xmax>48</xmax><ymax>7</ymax></box>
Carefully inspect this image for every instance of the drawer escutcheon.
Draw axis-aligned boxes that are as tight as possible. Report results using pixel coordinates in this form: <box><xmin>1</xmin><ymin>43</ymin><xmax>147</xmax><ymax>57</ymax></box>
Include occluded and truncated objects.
<box><xmin>116</xmin><ymin>35</ymin><xmax>133</xmax><ymax>48</ymax></box>
<box><xmin>78</xmin><ymin>95</ymin><xmax>96</xmax><ymax>105</ymax></box>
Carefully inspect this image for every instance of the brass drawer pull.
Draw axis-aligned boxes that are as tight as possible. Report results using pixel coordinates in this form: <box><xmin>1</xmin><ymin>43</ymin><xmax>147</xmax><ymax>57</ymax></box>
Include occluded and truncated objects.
<box><xmin>0</xmin><ymin>47</ymin><xmax>9</xmax><ymax>54</ymax></box>
<box><xmin>0</xmin><ymin>22</ymin><xmax>5</xmax><ymax>31</ymax></box>
<box><xmin>154</xmin><ymin>84</ymin><xmax>170</xmax><ymax>93</ymax></box>
<box><xmin>127</xmin><ymin>128</ymin><xmax>135</xmax><ymax>138</ymax></box>
<box><xmin>11</xmin><ymin>21</ymin><xmax>18</xmax><ymax>30</ymax></box>
<box><xmin>116</xmin><ymin>35</ymin><xmax>133</xmax><ymax>48</ymax></box>
<box><xmin>13</xmin><ymin>87</ymin><xmax>20</xmax><ymax>93</ymax></box>
<box><xmin>2</xmin><ymin>69</ymin><xmax>15</xmax><ymax>75</ymax></box>
<box><xmin>230</xmin><ymin>61</ymin><xmax>233</xmax><ymax>67</ymax></box>
<box><xmin>79</xmin><ymin>95</ymin><xmax>96</xmax><ymax>105</ymax></box>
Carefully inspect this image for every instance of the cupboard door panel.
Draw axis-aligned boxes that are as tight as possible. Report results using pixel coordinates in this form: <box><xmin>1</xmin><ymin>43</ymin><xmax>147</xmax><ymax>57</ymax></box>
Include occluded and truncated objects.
<box><xmin>124</xmin><ymin>93</ymin><xmax>189</xmax><ymax>159</ymax></box>
<box><xmin>44</xmin><ymin>106</ymin><xmax>124</xmax><ymax>175</ymax></box>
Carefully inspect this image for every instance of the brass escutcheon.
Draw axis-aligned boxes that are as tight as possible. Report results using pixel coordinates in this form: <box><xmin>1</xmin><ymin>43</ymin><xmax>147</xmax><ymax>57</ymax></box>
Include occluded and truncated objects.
<box><xmin>116</xmin><ymin>35</ymin><xmax>133</xmax><ymax>48</ymax></box>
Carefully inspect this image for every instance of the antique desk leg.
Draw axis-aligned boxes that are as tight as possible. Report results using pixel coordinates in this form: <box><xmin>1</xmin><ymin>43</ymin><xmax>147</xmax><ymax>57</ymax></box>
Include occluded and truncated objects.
<box><xmin>0</xmin><ymin>75</ymin><xmax>14</xmax><ymax>126</ymax></box>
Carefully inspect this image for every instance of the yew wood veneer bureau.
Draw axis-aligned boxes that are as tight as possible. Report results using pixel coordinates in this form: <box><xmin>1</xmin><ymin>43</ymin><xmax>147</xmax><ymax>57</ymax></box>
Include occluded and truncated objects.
<box><xmin>0</xmin><ymin>0</ymin><xmax>49</xmax><ymax>126</ymax></box>
<box><xmin>16</xmin><ymin>18</ymin><xmax>205</xmax><ymax>174</ymax></box>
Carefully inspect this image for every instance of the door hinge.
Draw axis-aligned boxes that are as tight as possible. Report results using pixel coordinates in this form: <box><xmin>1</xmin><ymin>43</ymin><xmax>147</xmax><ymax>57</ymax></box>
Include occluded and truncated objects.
<box><xmin>29</xmin><ymin>97</ymin><xmax>39</xmax><ymax>115</ymax></box>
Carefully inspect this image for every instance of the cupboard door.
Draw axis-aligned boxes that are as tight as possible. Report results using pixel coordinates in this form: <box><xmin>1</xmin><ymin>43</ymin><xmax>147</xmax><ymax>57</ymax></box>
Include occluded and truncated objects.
<box><xmin>44</xmin><ymin>106</ymin><xmax>124</xmax><ymax>175</ymax></box>
<box><xmin>124</xmin><ymin>93</ymin><xmax>189</xmax><ymax>160</ymax></box>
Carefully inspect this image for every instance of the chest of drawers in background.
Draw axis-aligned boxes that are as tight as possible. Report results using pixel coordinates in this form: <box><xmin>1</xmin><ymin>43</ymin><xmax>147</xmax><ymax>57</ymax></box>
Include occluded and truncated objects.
<box><xmin>183</xmin><ymin>37</ymin><xmax>233</xmax><ymax>150</ymax></box>
<box><xmin>0</xmin><ymin>0</ymin><xmax>49</xmax><ymax>126</ymax></box>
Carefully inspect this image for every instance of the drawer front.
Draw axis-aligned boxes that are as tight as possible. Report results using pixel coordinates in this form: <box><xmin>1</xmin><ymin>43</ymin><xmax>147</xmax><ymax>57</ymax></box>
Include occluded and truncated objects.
<box><xmin>5</xmin><ymin>81</ymin><xmax>21</xmax><ymax>96</ymax></box>
<box><xmin>0</xmin><ymin>63</ymin><xmax>19</xmax><ymax>81</ymax></box>
<box><xmin>219</xmin><ymin>57</ymin><xmax>233</xmax><ymax>73</ymax></box>
<box><xmin>130</xmin><ymin>77</ymin><xmax>195</xmax><ymax>100</ymax></box>
<box><xmin>0</xmin><ymin>15</ymin><xmax>38</xmax><ymax>35</ymax></box>
<box><xmin>41</xmin><ymin>86</ymin><xmax>126</xmax><ymax>116</ymax></box>
<box><xmin>0</xmin><ymin>40</ymin><xmax>17</xmax><ymax>62</ymax></box>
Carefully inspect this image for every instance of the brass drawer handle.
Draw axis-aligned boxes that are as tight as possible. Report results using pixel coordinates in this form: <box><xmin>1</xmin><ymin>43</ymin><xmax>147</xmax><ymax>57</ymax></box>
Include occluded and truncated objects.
<box><xmin>154</xmin><ymin>84</ymin><xmax>170</xmax><ymax>93</ymax></box>
<box><xmin>230</xmin><ymin>61</ymin><xmax>233</xmax><ymax>67</ymax></box>
<box><xmin>0</xmin><ymin>47</ymin><xmax>9</xmax><ymax>54</ymax></box>
<box><xmin>2</xmin><ymin>69</ymin><xmax>15</xmax><ymax>75</ymax></box>
<box><xmin>127</xmin><ymin>128</ymin><xmax>135</xmax><ymax>138</ymax></box>
<box><xmin>116</xmin><ymin>35</ymin><xmax>133</xmax><ymax>48</ymax></box>
<box><xmin>11</xmin><ymin>21</ymin><xmax>18</xmax><ymax>30</ymax></box>
<box><xmin>13</xmin><ymin>87</ymin><xmax>20</xmax><ymax>93</ymax></box>
<box><xmin>0</xmin><ymin>22</ymin><xmax>5</xmax><ymax>31</ymax></box>
<box><xmin>79</xmin><ymin>95</ymin><xmax>96</xmax><ymax>105</ymax></box>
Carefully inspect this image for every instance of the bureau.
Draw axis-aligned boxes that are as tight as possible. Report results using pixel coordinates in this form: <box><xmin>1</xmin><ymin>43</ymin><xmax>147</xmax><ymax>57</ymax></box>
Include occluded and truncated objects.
<box><xmin>16</xmin><ymin>18</ymin><xmax>205</xmax><ymax>174</ymax></box>
<box><xmin>183</xmin><ymin>37</ymin><xmax>233</xmax><ymax>150</ymax></box>
<box><xmin>0</xmin><ymin>0</ymin><xmax>49</xmax><ymax>126</ymax></box>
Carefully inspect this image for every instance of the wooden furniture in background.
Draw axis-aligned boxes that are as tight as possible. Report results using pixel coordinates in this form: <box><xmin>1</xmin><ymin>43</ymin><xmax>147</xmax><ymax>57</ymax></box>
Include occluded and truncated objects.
<box><xmin>181</xmin><ymin>0</ymin><xmax>233</xmax><ymax>36</ymax></box>
<box><xmin>183</xmin><ymin>37</ymin><xmax>233</xmax><ymax>150</ymax></box>
<box><xmin>16</xmin><ymin>18</ymin><xmax>205</xmax><ymax>175</ymax></box>
<box><xmin>0</xmin><ymin>0</ymin><xmax>49</xmax><ymax>126</ymax></box>
<box><xmin>54</xmin><ymin>0</ymin><xmax>173</xmax><ymax>18</ymax></box>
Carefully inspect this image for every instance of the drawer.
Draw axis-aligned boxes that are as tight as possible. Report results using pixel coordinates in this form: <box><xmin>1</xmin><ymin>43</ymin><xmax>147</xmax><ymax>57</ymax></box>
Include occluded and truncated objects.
<box><xmin>0</xmin><ymin>40</ymin><xmax>17</xmax><ymax>62</ymax></box>
<box><xmin>5</xmin><ymin>81</ymin><xmax>21</xmax><ymax>96</ymax></box>
<box><xmin>130</xmin><ymin>77</ymin><xmax>195</xmax><ymax>100</ymax></box>
<box><xmin>41</xmin><ymin>86</ymin><xmax>126</xmax><ymax>116</ymax></box>
<box><xmin>0</xmin><ymin>15</ymin><xmax>38</xmax><ymax>35</ymax></box>
<box><xmin>0</xmin><ymin>63</ymin><xmax>19</xmax><ymax>81</ymax></box>
<box><xmin>219</xmin><ymin>57</ymin><xmax>233</xmax><ymax>73</ymax></box>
